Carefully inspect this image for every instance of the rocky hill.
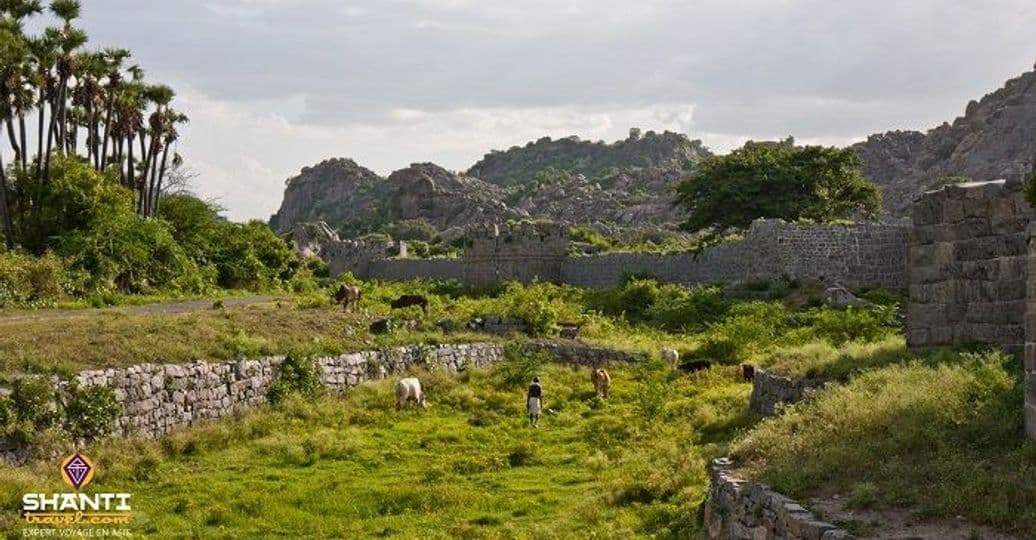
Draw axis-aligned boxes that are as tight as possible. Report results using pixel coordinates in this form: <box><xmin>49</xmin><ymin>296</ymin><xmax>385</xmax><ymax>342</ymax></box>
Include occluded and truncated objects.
<box><xmin>468</xmin><ymin>129</ymin><xmax>711</xmax><ymax>187</ymax></box>
<box><xmin>855</xmin><ymin>64</ymin><xmax>1036</xmax><ymax>215</ymax></box>
<box><xmin>270</xmin><ymin>130</ymin><xmax>709</xmax><ymax>234</ymax></box>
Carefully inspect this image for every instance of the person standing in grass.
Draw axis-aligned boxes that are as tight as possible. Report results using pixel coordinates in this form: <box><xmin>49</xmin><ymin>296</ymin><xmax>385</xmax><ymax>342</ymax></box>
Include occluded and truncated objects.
<box><xmin>527</xmin><ymin>376</ymin><xmax>543</xmax><ymax>427</ymax></box>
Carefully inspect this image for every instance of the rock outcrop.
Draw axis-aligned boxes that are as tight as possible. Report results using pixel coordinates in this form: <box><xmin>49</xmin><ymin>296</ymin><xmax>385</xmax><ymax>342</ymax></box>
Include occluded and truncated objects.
<box><xmin>269</xmin><ymin>158</ymin><xmax>386</xmax><ymax>233</ymax></box>
<box><xmin>270</xmin><ymin>131</ymin><xmax>711</xmax><ymax>234</ymax></box>
<box><xmin>467</xmin><ymin>130</ymin><xmax>711</xmax><ymax>188</ymax></box>
<box><xmin>855</xmin><ymin>65</ymin><xmax>1036</xmax><ymax>215</ymax></box>
<box><xmin>384</xmin><ymin>163</ymin><xmax>525</xmax><ymax>229</ymax></box>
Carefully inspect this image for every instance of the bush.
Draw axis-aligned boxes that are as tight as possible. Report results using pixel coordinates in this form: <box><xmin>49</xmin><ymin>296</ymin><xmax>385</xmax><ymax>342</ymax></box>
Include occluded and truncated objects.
<box><xmin>799</xmin><ymin>304</ymin><xmax>901</xmax><ymax>345</ymax></box>
<box><xmin>62</xmin><ymin>382</ymin><xmax>121</xmax><ymax>440</ymax></box>
<box><xmin>267</xmin><ymin>354</ymin><xmax>324</xmax><ymax>404</ymax></box>
<box><xmin>60</xmin><ymin>210</ymin><xmax>208</xmax><ymax>294</ymax></box>
<box><xmin>3</xmin><ymin>378</ymin><xmax>58</xmax><ymax>444</ymax></box>
<box><xmin>494</xmin><ymin>349</ymin><xmax>548</xmax><ymax>389</ymax></box>
<box><xmin>0</xmin><ymin>252</ymin><xmax>82</xmax><ymax>307</ymax></box>
<box><xmin>585</xmin><ymin>279</ymin><xmax>729</xmax><ymax>331</ymax></box>
<box><xmin>695</xmin><ymin>302</ymin><xmax>790</xmax><ymax>361</ymax></box>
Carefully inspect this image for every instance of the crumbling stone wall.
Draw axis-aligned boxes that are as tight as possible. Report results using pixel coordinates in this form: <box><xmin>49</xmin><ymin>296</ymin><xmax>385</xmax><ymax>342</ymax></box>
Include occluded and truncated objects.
<box><xmin>463</xmin><ymin>222</ymin><xmax>570</xmax><ymax>284</ymax></box>
<box><xmin>1025</xmin><ymin>222</ymin><xmax>1036</xmax><ymax>438</ymax></box>
<box><xmin>907</xmin><ymin>179</ymin><xmax>1031</xmax><ymax>350</ymax></box>
<box><xmin>323</xmin><ymin>238</ymin><xmax>394</xmax><ymax>277</ymax></box>
<box><xmin>703</xmin><ymin>458</ymin><xmax>851</xmax><ymax>539</ymax></box>
<box><xmin>37</xmin><ymin>341</ymin><xmax>644</xmax><ymax>444</ymax></box>
<box><xmin>327</xmin><ymin>219</ymin><xmax>910</xmax><ymax>290</ymax></box>
<box><xmin>749</xmin><ymin>369</ymin><xmax>828</xmax><ymax>416</ymax></box>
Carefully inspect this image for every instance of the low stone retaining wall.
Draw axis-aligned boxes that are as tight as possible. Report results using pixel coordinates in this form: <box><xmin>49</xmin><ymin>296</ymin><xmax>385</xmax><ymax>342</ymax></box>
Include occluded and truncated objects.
<box><xmin>521</xmin><ymin>340</ymin><xmax>649</xmax><ymax>366</ymax></box>
<box><xmin>704</xmin><ymin>458</ymin><xmax>852</xmax><ymax>539</ymax></box>
<box><xmin>749</xmin><ymin>368</ymin><xmax>828</xmax><ymax>416</ymax></box>
<box><xmin>3</xmin><ymin>340</ymin><xmax>650</xmax><ymax>462</ymax></box>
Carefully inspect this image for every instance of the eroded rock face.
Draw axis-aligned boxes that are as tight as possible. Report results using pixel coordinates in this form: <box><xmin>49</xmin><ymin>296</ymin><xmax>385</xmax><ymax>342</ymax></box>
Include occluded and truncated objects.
<box><xmin>514</xmin><ymin>167</ymin><xmax>687</xmax><ymax>227</ymax></box>
<box><xmin>270</xmin><ymin>132</ymin><xmax>712</xmax><ymax>234</ymax></box>
<box><xmin>384</xmin><ymin>163</ymin><xmax>523</xmax><ymax>229</ymax></box>
<box><xmin>269</xmin><ymin>158</ymin><xmax>387</xmax><ymax>233</ymax></box>
<box><xmin>855</xmin><ymin>66</ymin><xmax>1036</xmax><ymax>215</ymax></box>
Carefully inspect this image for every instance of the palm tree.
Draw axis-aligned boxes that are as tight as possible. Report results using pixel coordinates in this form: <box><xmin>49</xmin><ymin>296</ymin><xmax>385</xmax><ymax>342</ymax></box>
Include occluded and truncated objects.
<box><xmin>98</xmin><ymin>48</ymin><xmax>129</xmax><ymax>171</ymax></box>
<box><xmin>152</xmin><ymin>110</ymin><xmax>187</xmax><ymax>216</ymax></box>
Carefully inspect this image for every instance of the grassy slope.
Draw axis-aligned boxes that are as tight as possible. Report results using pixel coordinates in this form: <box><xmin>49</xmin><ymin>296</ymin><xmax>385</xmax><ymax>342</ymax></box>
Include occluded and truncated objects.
<box><xmin>731</xmin><ymin>350</ymin><xmax>1036</xmax><ymax>536</ymax></box>
<box><xmin>0</xmin><ymin>361</ymin><xmax>751</xmax><ymax>538</ymax></box>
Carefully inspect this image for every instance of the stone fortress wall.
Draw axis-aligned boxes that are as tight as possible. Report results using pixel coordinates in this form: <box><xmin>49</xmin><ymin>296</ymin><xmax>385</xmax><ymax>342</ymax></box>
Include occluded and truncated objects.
<box><xmin>906</xmin><ymin>178</ymin><xmax>1032</xmax><ymax>351</ymax></box>
<box><xmin>326</xmin><ymin>219</ymin><xmax>912</xmax><ymax>290</ymax></box>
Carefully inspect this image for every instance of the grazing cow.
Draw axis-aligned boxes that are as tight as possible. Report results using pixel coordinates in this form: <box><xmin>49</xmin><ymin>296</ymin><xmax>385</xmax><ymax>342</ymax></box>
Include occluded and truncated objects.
<box><xmin>396</xmin><ymin>377</ymin><xmax>427</xmax><ymax>409</ymax></box>
<box><xmin>591</xmin><ymin>368</ymin><xmax>611</xmax><ymax>399</ymax></box>
<box><xmin>333</xmin><ymin>285</ymin><xmax>362</xmax><ymax>312</ymax></box>
<box><xmin>680</xmin><ymin>360</ymin><xmax>712</xmax><ymax>374</ymax></box>
<box><xmin>741</xmin><ymin>363</ymin><xmax>756</xmax><ymax>381</ymax></box>
<box><xmin>391</xmin><ymin>294</ymin><xmax>429</xmax><ymax>314</ymax></box>
<box><xmin>661</xmin><ymin>348</ymin><xmax>679</xmax><ymax>368</ymax></box>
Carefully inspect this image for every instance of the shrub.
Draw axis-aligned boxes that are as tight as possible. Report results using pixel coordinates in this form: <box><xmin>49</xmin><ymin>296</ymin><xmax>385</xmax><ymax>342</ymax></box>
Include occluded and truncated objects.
<box><xmin>799</xmin><ymin>304</ymin><xmax>901</xmax><ymax>345</ymax></box>
<box><xmin>62</xmin><ymin>382</ymin><xmax>121</xmax><ymax>440</ymax></box>
<box><xmin>0</xmin><ymin>252</ymin><xmax>82</xmax><ymax>307</ymax></box>
<box><xmin>3</xmin><ymin>378</ymin><xmax>58</xmax><ymax>444</ymax></box>
<box><xmin>267</xmin><ymin>354</ymin><xmax>324</xmax><ymax>404</ymax></box>
<box><xmin>494</xmin><ymin>348</ymin><xmax>548</xmax><ymax>389</ymax></box>
<box><xmin>695</xmin><ymin>302</ymin><xmax>790</xmax><ymax>362</ymax></box>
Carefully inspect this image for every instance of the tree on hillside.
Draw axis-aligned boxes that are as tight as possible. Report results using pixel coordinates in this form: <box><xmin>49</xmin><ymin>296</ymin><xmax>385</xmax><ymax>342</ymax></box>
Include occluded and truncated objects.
<box><xmin>674</xmin><ymin>140</ymin><xmax>882</xmax><ymax>232</ymax></box>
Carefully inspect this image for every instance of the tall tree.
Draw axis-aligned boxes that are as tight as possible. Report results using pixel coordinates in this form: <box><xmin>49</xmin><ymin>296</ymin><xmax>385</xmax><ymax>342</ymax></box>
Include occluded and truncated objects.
<box><xmin>674</xmin><ymin>139</ymin><xmax>882</xmax><ymax>232</ymax></box>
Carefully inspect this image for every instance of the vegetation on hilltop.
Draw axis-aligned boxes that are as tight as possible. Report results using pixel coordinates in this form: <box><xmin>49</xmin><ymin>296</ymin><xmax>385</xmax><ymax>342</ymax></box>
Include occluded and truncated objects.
<box><xmin>675</xmin><ymin>139</ymin><xmax>883</xmax><ymax>232</ymax></box>
<box><xmin>467</xmin><ymin>129</ymin><xmax>711</xmax><ymax>188</ymax></box>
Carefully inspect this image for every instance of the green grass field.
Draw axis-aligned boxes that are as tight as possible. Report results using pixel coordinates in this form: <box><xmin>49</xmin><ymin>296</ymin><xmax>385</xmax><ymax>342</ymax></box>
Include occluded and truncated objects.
<box><xmin>0</xmin><ymin>360</ymin><xmax>752</xmax><ymax>538</ymax></box>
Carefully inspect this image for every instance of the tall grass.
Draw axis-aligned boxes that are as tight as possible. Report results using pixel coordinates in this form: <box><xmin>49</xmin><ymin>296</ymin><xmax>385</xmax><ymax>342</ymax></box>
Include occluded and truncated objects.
<box><xmin>0</xmin><ymin>360</ymin><xmax>752</xmax><ymax>537</ymax></box>
<box><xmin>731</xmin><ymin>350</ymin><xmax>1036</xmax><ymax>534</ymax></box>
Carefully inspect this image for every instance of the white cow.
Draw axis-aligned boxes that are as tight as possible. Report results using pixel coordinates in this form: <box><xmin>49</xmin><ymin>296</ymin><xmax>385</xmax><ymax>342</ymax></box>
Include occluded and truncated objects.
<box><xmin>662</xmin><ymin>348</ymin><xmax>679</xmax><ymax>368</ymax></box>
<box><xmin>396</xmin><ymin>377</ymin><xmax>427</xmax><ymax>409</ymax></box>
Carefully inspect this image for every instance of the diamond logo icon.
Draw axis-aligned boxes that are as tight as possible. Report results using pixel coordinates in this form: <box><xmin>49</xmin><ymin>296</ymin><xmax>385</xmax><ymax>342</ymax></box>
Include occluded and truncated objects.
<box><xmin>60</xmin><ymin>453</ymin><xmax>95</xmax><ymax>490</ymax></box>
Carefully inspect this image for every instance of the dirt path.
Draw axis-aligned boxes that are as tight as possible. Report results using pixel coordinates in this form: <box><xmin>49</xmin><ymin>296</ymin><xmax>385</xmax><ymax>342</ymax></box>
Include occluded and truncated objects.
<box><xmin>810</xmin><ymin>495</ymin><xmax>1019</xmax><ymax>539</ymax></box>
<box><xmin>0</xmin><ymin>295</ymin><xmax>280</xmax><ymax>323</ymax></box>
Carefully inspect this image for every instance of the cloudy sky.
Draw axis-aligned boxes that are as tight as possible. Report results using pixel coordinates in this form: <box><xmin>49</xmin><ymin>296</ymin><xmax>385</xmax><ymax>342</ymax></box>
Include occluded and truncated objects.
<box><xmin>61</xmin><ymin>0</ymin><xmax>1036</xmax><ymax>220</ymax></box>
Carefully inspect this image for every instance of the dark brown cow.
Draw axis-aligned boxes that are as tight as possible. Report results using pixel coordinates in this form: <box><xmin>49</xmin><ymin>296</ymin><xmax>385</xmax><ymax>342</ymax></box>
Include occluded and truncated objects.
<box><xmin>333</xmin><ymin>285</ymin><xmax>362</xmax><ymax>312</ymax></box>
<box><xmin>680</xmin><ymin>360</ymin><xmax>712</xmax><ymax>374</ymax></box>
<box><xmin>391</xmin><ymin>294</ymin><xmax>429</xmax><ymax>314</ymax></box>
<box><xmin>741</xmin><ymin>363</ymin><xmax>756</xmax><ymax>381</ymax></box>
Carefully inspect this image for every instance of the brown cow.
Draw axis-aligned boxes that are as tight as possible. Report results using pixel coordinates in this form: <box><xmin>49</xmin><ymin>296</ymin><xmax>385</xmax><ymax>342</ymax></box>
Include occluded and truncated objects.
<box><xmin>391</xmin><ymin>294</ymin><xmax>429</xmax><ymax>314</ymax></box>
<box><xmin>680</xmin><ymin>360</ymin><xmax>712</xmax><ymax>374</ymax></box>
<box><xmin>333</xmin><ymin>285</ymin><xmax>362</xmax><ymax>312</ymax></box>
<box><xmin>591</xmin><ymin>368</ymin><xmax>611</xmax><ymax>399</ymax></box>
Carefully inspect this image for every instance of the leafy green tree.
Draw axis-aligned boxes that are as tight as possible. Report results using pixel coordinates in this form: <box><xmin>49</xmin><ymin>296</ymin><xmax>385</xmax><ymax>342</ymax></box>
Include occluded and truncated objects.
<box><xmin>209</xmin><ymin>221</ymin><xmax>295</xmax><ymax>290</ymax></box>
<box><xmin>674</xmin><ymin>141</ymin><xmax>881</xmax><ymax>231</ymax></box>
<box><xmin>11</xmin><ymin>155</ymin><xmax>131</xmax><ymax>253</ymax></box>
<box><xmin>381</xmin><ymin>219</ymin><xmax>438</xmax><ymax>242</ymax></box>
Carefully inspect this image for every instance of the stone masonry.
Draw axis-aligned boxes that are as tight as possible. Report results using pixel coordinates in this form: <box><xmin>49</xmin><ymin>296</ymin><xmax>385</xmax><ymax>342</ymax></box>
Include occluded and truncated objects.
<box><xmin>907</xmin><ymin>179</ymin><xmax>1032</xmax><ymax>351</ymax></box>
<box><xmin>703</xmin><ymin>458</ymin><xmax>852</xmax><ymax>539</ymax></box>
<box><xmin>23</xmin><ymin>341</ymin><xmax>642</xmax><ymax>445</ymax></box>
<box><xmin>749</xmin><ymin>369</ymin><xmax>828</xmax><ymax>416</ymax></box>
<box><xmin>1026</xmin><ymin>222</ymin><xmax>1036</xmax><ymax>438</ymax></box>
<box><xmin>326</xmin><ymin>219</ymin><xmax>911</xmax><ymax>290</ymax></box>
